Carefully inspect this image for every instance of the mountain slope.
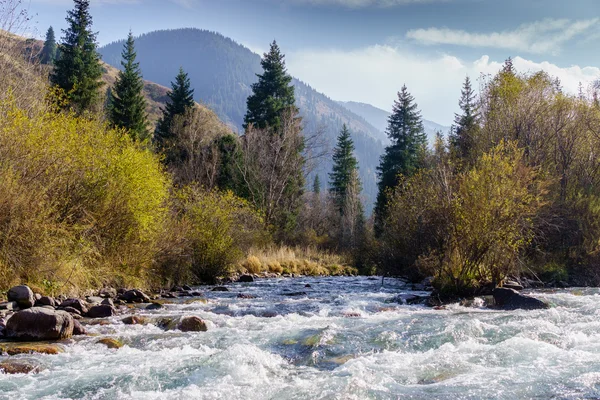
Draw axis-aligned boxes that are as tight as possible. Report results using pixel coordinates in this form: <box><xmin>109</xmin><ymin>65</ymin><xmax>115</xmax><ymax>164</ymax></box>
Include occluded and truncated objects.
<box><xmin>99</xmin><ymin>28</ymin><xmax>385</xmax><ymax>211</ymax></box>
<box><xmin>338</xmin><ymin>101</ymin><xmax>450</xmax><ymax>145</ymax></box>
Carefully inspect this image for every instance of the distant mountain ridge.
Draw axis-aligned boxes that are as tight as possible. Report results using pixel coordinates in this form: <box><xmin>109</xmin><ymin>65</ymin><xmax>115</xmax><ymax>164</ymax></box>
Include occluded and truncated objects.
<box><xmin>99</xmin><ymin>28</ymin><xmax>385</xmax><ymax>211</ymax></box>
<box><xmin>337</xmin><ymin>101</ymin><xmax>450</xmax><ymax>145</ymax></box>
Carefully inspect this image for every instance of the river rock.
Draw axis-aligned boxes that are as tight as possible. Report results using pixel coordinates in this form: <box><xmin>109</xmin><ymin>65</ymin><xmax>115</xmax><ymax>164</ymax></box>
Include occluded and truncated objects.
<box><xmin>97</xmin><ymin>337</ymin><xmax>123</xmax><ymax>349</ymax></box>
<box><xmin>61</xmin><ymin>306</ymin><xmax>82</xmax><ymax>316</ymax></box>
<box><xmin>7</xmin><ymin>285</ymin><xmax>35</xmax><ymax>309</ymax></box>
<box><xmin>87</xmin><ymin>304</ymin><xmax>115</xmax><ymax>318</ymax></box>
<box><xmin>72</xmin><ymin>319</ymin><xmax>87</xmax><ymax>335</ymax></box>
<box><xmin>0</xmin><ymin>360</ymin><xmax>42</xmax><ymax>374</ymax></box>
<box><xmin>503</xmin><ymin>280</ymin><xmax>524</xmax><ymax>291</ymax></box>
<box><xmin>101</xmin><ymin>298</ymin><xmax>114</xmax><ymax>307</ymax></box>
<box><xmin>162</xmin><ymin>292</ymin><xmax>177</xmax><ymax>299</ymax></box>
<box><xmin>35</xmin><ymin>296</ymin><xmax>56</xmax><ymax>307</ymax></box>
<box><xmin>59</xmin><ymin>298</ymin><xmax>88</xmax><ymax>314</ymax></box>
<box><xmin>98</xmin><ymin>288</ymin><xmax>117</xmax><ymax>299</ymax></box>
<box><xmin>177</xmin><ymin>316</ymin><xmax>207</xmax><ymax>332</ymax></box>
<box><xmin>122</xmin><ymin>315</ymin><xmax>148</xmax><ymax>325</ymax></box>
<box><xmin>0</xmin><ymin>301</ymin><xmax>17</xmax><ymax>311</ymax></box>
<box><xmin>182</xmin><ymin>285</ymin><xmax>192</xmax><ymax>291</ymax></box>
<box><xmin>238</xmin><ymin>275</ymin><xmax>254</xmax><ymax>283</ymax></box>
<box><xmin>0</xmin><ymin>342</ymin><xmax>64</xmax><ymax>355</ymax></box>
<box><xmin>237</xmin><ymin>293</ymin><xmax>256</xmax><ymax>299</ymax></box>
<box><xmin>119</xmin><ymin>289</ymin><xmax>150</xmax><ymax>303</ymax></box>
<box><xmin>6</xmin><ymin>307</ymin><xmax>73</xmax><ymax>341</ymax></box>
<box><xmin>211</xmin><ymin>287</ymin><xmax>229</xmax><ymax>292</ymax></box>
<box><xmin>492</xmin><ymin>288</ymin><xmax>549</xmax><ymax>310</ymax></box>
<box><xmin>86</xmin><ymin>296</ymin><xmax>103</xmax><ymax>304</ymax></box>
<box><xmin>282</xmin><ymin>291</ymin><xmax>307</xmax><ymax>296</ymax></box>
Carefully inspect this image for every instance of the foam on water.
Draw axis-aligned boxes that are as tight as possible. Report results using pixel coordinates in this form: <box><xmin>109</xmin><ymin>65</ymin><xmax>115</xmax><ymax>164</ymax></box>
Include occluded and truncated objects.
<box><xmin>2</xmin><ymin>277</ymin><xmax>600</xmax><ymax>399</ymax></box>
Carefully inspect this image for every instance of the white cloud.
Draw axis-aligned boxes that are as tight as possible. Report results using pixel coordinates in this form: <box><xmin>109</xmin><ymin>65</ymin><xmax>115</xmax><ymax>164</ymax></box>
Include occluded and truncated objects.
<box><xmin>406</xmin><ymin>18</ymin><xmax>599</xmax><ymax>55</ymax></box>
<box><xmin>286</xmin><ymin>45</ymin><xmax>600</xmax><ymax>125</ymax></box>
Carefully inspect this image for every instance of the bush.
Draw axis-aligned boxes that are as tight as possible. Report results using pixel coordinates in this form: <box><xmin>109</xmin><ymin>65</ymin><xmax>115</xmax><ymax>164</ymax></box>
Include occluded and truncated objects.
<box><xmin>0</xmin><ymin>99</ymin><xmax>170</xmax><ymax>292</ymax></box>
<box><xmin>157</xmin><ymin>187</ymin><xmax>268</xmax><ymax>285</ymax></box>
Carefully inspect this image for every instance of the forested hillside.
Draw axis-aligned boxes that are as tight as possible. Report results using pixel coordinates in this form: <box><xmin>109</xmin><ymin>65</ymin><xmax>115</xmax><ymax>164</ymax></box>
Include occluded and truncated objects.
<box><xmin>99</xmin><ymin>28</ymin><xmax>384</xmax><ymax>210</ymax></box>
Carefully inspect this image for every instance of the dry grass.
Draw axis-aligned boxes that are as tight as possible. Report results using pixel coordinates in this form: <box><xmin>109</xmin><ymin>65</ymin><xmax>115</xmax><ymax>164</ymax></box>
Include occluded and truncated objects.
<box><xmin>237</xmin><ymin>246</ymin><xmax>357</xmax><ymax>276</ymax></box>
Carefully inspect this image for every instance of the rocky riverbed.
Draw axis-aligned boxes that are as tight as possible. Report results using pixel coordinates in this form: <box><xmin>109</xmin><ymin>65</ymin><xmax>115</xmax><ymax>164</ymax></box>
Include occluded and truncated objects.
<box><xmin>0</xmin><ymin>276</ymin><xmax>598</xmax><ymax>399</ymax></box>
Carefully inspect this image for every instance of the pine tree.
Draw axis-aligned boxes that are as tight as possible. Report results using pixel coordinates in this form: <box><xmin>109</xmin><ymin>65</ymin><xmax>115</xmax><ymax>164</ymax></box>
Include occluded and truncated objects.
<box><xmin>374</xmin><ymin>85</ymin><xmax>427</xmax><ymax>234</ymax></box>
<box><xmin>108</xmin><ymin>31</ymin><xmax>149</xmax><ymax>141</ymax></box>
<box><xmin>41</xmin><ymin>26</ymin><xmax>57</xmax><ymax>65</ymax></box>
<box><xmin>244</xmin><ymin>40</ymin><xmax>297</xmax><ymax>131</ymax></box>
<box><xmin>155</xmin><ymin>67</ymin><xmax>195</xmax><ymax>154</ymax></box>
<box><xmin>51</xmin><ymin>0</ymin><xmax>104</xmax><ymax>114</ymax></box>
<box><xmin>329</xmin><ymin>124</ymin><xmax>360</xmax><ymax>213</ymax></box>
<box><xmin>313</xmin><ymin>175</ymin><xmax>321</xmax><ymax>195</ymax></box>
<box><xmin>449</xmin><ymin>76</ymin><xmax>479</xmax><ymax>162</ymax></box>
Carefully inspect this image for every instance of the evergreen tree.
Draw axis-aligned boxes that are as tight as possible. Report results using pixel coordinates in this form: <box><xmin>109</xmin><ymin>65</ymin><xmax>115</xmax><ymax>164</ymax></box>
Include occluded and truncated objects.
<box><xmin>313</xmin><ymin>174</ymin><xmax>321</xmax><ymax>195</ymax></box>
<box><xmin>51</xmin><ymin>0</ymin><xmax>104</xmax><ymax>114</ymax></box>
<box><xmin>41</xmin><ymin>26</ymin><xmax>57</xmax><ymax>65</ymax></box>
<box><xmin>108</xmin><ymin>31</ymin><xmax>149</xmax><ymax>141</ymax></box>
<box><xmin>329</xmin><ymin>124</ymin><xmax>360</xmax><ymax>213</ymax></box>
<box><xmin>244</xmin><ymin>40</ymin><xmax>297</xmax><ymax>131</ymax></box>
<box><xmin>449</xmin><ymin>76</ymin><xmax>479</xmax><ymax>162</ymax></box>
<box><xmin>374</xmin><ymin>85</ymin><xmax>427</xmax><ymax>234</ymax></box>
<box><xmin>155</xmin><ymin>67</ymin><xmax>195</xmax><ymax>154</ymax></box>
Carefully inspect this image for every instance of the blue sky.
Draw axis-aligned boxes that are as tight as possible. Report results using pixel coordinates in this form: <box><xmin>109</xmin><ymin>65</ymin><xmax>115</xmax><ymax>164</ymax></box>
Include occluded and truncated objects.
<box><xmin>24</xmin><ymin>0</ymin><xmax>600</xmax><ymax>125</ymax></box>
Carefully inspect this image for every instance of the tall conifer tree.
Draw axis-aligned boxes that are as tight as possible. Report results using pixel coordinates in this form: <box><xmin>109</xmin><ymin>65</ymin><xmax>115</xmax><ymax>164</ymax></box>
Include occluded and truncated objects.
<box><xmin>374</xmin><ymin>85</ymin><xmax>426</xmax><ymax>234</ymax></box>
<box><xmin>51</xmin><ymin>0</ymin><xmax>104</xmax><ymax>114</ymax></box>
<box><xmin>329</xmin><ymin>124</ymin><xmax>360</xmax><ymax>213</ymax></box>
<box><xmin>155</xmin><ymin>67</ymin><xmax>195</xmax><ymax>152</ymax></box>
<box><xmin>108</xmin><ymin>31</ymin><xmax>149</xmax><ymax>141</ymax></box>
<box><xmin>41</xmin><ymin>26</ymin><xmax>57</xmax><ymax>65</ymax></box>
<box><xmin>244</xmin><ymin>40</ymin><xmax>297</xmax><ymax>131</ymax></box>
<box><xmin>449</xmin><ymin>76</ymin><xmax>479</xmax><ymax>162</ymax></box>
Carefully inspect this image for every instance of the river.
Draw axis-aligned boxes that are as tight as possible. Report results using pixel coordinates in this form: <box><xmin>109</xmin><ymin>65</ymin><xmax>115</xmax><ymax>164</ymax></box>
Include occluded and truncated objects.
<box><xmin>1</xmin><ymin>276</ymin><xmax>599</xmax><ymax>399</ymax></box>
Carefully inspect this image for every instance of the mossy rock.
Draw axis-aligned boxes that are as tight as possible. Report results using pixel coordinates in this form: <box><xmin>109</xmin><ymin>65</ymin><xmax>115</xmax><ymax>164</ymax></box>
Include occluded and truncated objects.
<box><xmin>122</xmin><ymin>315</ymin><xmax>148</xmax><ymax>325</ymax></box>
<box><xmin>0</xmin><ymin>342</ymin><xmax>64</xmax><ymax>355</ymax></box>
<box><xmin>96</xmin><ymin>337</ymin><xmax>123</xmax><ymax>349</ymax></box>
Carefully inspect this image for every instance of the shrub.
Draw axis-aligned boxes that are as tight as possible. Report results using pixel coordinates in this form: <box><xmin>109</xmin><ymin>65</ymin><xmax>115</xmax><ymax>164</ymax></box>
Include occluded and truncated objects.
<box><xmin>0</xmin><ymin>99</ymin><xmax>170</xmax><ymax>291</ymax></box>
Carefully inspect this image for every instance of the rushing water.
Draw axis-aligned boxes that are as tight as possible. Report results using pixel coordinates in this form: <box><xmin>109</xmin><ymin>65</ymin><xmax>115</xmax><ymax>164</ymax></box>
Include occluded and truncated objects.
<box><xmin>1</xmin><ymin>276</ymin><xmax>600</xmax><ymax>399</ymax></box>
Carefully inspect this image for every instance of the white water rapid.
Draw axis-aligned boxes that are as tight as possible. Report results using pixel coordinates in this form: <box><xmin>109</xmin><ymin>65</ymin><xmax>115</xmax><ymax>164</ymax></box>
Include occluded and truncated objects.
<box><xmin>1</xmin><ymin>276</ymin><xmax>600</xmax><ymax>399</ymax></box>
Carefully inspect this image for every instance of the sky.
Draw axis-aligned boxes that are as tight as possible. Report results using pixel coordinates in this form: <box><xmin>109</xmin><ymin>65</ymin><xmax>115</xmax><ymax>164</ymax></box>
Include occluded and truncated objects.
<box><xmin>20</xmin><ymin>0</ymin><xmax>600</xmax><ymax>125</ymax></box>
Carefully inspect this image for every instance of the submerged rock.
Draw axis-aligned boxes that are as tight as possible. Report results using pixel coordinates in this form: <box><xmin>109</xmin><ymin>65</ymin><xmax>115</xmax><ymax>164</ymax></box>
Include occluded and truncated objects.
<box><xmin>238</xmin><ymin>275</ymin><xmax>254</xmax><ymax>283</ymax></box>
<box><xmin>7</xmin><ymin>285</ymin><xmax>35</xmax><ymax>309</ymax></box>
<box><xmin>122</xmin><ymin>315</ymin><xmax>148</xmax><ymax>325</ymax></box>
<box><xmin>96</xmin><ymin>337</ymin><xmax>123</xmax><ymax>349</ymax></box>
<box><xmin>0</xmin><ymin>360</ymin><xmax>42</xmax><ymax>375</ymax></box>
<box><xmin>493</xmin><ymin>288</ymin><xmax>549</xmax><ymax>310</ymax></box>
<box><xmin>0</xmin><ymin>342</ymin><xmax>64</xmax><ymax>355</ymax></box>
<box><xmin>6</xmin><ymin>307</ymin><xmax>74</xmax><ymax>341</ymax></box>
<box><xmin>177</xmin><ymin>316</ymin><xmax>208</xmax><ymax>332</ymax></box>
<box><xmin>211</xmin><ymin>286</ymin><xmax>229</xmax><ymax>292</ymax></box>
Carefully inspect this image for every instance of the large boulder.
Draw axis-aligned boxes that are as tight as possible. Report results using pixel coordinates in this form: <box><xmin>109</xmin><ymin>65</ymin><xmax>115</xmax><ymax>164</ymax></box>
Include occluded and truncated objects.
<box><xmin>86</xmin><ymin>304</ymin><xmax>115</xmax><ymax>318</ymax></box>
<box><xmin>7</xmin><ymin>285</ymin><xmax>35</xmax><ymax>309</ymax></box>
<box><xmin>72</xmin><ymin>319</ymin><xmax>87</xmax><ymax>336</ymax></box>
<box><xmin>5</xmin><ymin>307</ymin><xmax>74</xmax><ymax>341</ymax></box>
<box><xmin>119</xmin><ymin>289</ymin><xmax>150</xmax><ymax>303</ymax></box>
<box><xmin>493</xmin><ymin>288</ymin><xmax>549</xmax><ymax>311</ymax></box>
<box><xmin>177</xmin><ymin>316</ymin><xmax>207</xmax><ymax>332</ymax></box>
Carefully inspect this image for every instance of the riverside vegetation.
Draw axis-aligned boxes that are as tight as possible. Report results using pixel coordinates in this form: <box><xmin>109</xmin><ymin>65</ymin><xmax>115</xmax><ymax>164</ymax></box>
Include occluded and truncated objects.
<box><xmin>1</xmin><ymin>0</ymin><xmax>600</xmax><ymax>303</ymax></box>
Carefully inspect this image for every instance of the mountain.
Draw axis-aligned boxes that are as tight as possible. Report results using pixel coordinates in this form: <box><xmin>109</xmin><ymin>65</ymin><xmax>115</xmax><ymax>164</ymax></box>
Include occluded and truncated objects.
<box><xmin>99</xmin><ymin>28</ymin><xmax>385</xmax><ymax>211</ymax></box>
<box><xmin>337</xmin><ymin>101</ymin><xmax>451</xmax><ymax>145</ymax></box>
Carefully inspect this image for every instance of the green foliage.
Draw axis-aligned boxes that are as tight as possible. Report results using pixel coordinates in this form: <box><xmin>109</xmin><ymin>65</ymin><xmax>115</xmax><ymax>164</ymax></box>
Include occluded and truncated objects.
<box><xmin>158</xmin><ymin>187</ymin><xmax>268</xmax><ymax>284</ymax></box>
<box><xmin>50</xmin><ymin>0</ymin><xmax>104</xmax><ymax>114</ymax></box>
<box><xmin>108</xmin><ymin>31</ymin><xmax>149</xmax><ymax>141</ymax></box>
<box><xmin>41</xmin><ymin>26</ymin><xmax>57</xmax><ymax>65</ymax></box>
<box><xmin>381</xmin><ymin>141</ymin><xmax>546</xmax><ymax>296</ymax></box>
<box><xmin>329</xmin><ymin>124</ymin><xmax>360</xmax><ymax>213</ymax></box>
<box><xmin>244</xmin><ymin>40</ymin><xmax>297</xmax><ymax>131</ymax></box>
<box><xmin>375</xmin><ymin>85</ymin><xmax>427</xmax><ymax>234</ymax></box>
<box><xmin>155</xmin><ymin>67</ymin><xmax>195</xmax><ymax>156</ymax></box>
<box><xmin>0</xmin><ymin>99</ymin><xmax>170</xmax><ymax>291</ymax></box>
